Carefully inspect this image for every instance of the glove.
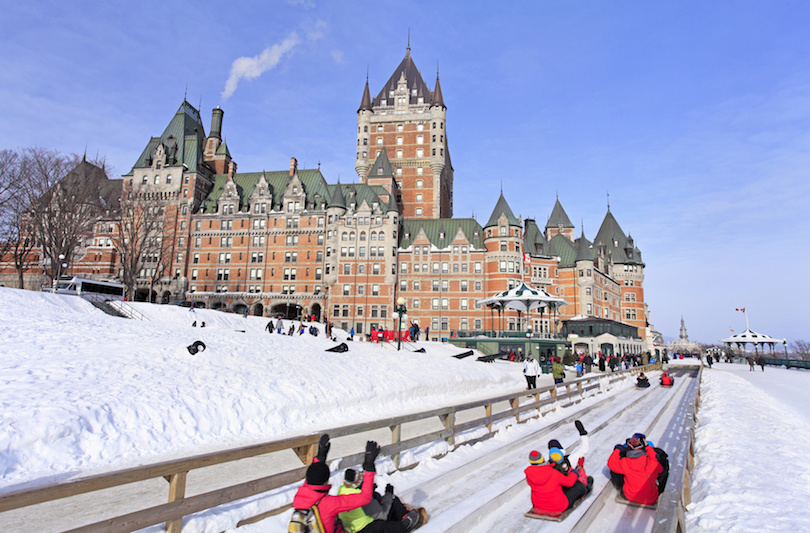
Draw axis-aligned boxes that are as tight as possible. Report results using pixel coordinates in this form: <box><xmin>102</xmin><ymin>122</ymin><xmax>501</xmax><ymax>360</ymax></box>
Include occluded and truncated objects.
<box><xmin>316</xmin><ymin>434</ymin><xmax>331</xmax><ymax>463</ymax></box>
<box><xmin>385</xmin><ymin>483</ymin><xmax>394</xmax><ymax>495</ymax></box>
<box><xmin>575</xmin><ymin>420</ymin><xmax>588</xmax><ymax>436</ymax></box>
<box><xmin>577</xmin><ymin>456</ymin><xmax>585</xmax><ymax>468</ymax></box>
<box><xmin>363</xmin><ymin>441</ymin><xmax>381</xmax><ymax>472</ymax></box>
<box><xmin>614</xmin><ymin>444</ymin><xmax>627</xmax><ymax>452</ymax></box>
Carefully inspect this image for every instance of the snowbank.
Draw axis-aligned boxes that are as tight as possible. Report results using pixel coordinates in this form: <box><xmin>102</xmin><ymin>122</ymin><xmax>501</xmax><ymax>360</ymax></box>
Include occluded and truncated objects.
<box><xmin>0</xmin><ymin>288</ymin><xmax>517</xmax><ymax>489</ymax></box>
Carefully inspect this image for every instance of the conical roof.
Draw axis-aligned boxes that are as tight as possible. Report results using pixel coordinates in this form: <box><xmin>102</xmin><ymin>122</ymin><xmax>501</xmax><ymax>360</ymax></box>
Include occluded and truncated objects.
<box><xmin>546</xmin><ymin>199</ymin><xmax>574</xmax><ymax>229</ymax></box>
<box><xmin>575</xmin><ymin>232</ymin><xmax>593</xmax><ymax>262</ymax></box>
<box><xmin>485</xmin><ymin>192</ymin><xmax>521</xmax><ymax>228</ymax></box>
<box><xmin>594</xmin><ymin>209</ymin><xmax>631</xmax><ymax>263</ymax></box>
<box><xmin>368</xmin><ymin>148</ymin><xmax>394</xmax><ymax>178</ymax></box>
<box><xmin>328</xmin><ymin>180</ymin><xmax>346</xmax><ymax>208</ymax></box>
<box><xmin>372</xmin><ymin>49</ymin><xmax>433</xmax><ymax>107</ymax></box>
<box><xmin>358</xmin><ymin>78</ymin><xmax>373</xmax><ymax>112</ymax></box>
<box><xmin>432</xmin><ymin>74</ymin><xmax>445</xmax><ymax>108</ymax></box>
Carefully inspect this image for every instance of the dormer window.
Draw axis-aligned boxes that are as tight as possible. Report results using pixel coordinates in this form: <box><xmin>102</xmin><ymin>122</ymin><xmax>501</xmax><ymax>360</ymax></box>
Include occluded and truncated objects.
<box><xmin>378</xmin><ymin>168</ymin><xmax>383</xmax><ymax>175</ymax></box>
<box><xmin>293</xmin><ymin>186</ymin><xmax>298</xmax><ymax>194</ymax></box>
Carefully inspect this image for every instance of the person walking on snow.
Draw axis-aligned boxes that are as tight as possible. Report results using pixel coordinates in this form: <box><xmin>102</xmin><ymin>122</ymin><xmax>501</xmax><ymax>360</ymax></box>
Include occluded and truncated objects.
<box><xmin>525</xmin><ymin>420</ymin><xmax>593</xmax><ymax>517</ymax></box>
<box><xmin>552</xmin><ymin>356</ymin><xmax>565</xmax><ymax>384</ymax></box>
<box><xmin>523</xmin><ymin>356</ymin><xmax>541</xmax><ymax>390</ymax></box>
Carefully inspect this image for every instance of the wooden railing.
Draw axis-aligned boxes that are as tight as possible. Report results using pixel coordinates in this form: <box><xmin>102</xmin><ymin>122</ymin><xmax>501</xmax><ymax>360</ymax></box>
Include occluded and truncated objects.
<box><xmin>0</xmin><ymin>364</ymin><xmax>659</xmax><ymax>533</ymax></box>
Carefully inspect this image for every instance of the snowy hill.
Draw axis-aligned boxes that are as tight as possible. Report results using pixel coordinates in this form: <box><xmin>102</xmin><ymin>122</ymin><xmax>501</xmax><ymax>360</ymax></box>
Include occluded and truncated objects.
<box><xmin>0</xmin><ymin>287</ymin><xmax>519</xmax><ymax>490</ymax></box>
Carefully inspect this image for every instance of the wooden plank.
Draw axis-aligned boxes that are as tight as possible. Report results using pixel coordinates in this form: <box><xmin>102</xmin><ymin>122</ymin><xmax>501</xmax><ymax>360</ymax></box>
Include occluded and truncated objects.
<box><xmin>0</xmin><ymin>433</ymin><xmax>319</xmax><ymax>513</ymax></box>
<box><xmin>63</xmin><ymin>466</ymin><xmax>308</xmax><ymax>533</ymax></box>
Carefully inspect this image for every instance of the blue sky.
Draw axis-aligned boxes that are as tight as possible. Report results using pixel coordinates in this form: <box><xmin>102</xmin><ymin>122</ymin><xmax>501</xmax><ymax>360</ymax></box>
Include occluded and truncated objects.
<box><xmin>2</xmin><ymin>1</ymin><xmax>809</xmax><ymax>344</ymax></box>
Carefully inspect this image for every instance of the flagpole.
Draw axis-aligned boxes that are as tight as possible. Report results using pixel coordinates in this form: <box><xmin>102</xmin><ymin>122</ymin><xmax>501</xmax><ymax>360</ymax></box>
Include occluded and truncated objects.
<box><xmin>745</xmin><ymin>309</ymin><xmax>750</xmax><ymax>330</ymax></box>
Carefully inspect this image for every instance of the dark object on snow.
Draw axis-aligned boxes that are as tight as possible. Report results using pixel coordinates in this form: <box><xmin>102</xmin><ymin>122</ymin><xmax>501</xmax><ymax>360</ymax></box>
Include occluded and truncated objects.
<box><xmin>326</xmin><ymin>342</ymin><xmax>349</xmax><ymax>353</ymax></box>
<box><xmin>413</xmin><ymin>347</ymin><xmax>426</xmax><ymax>353</ymax></box>
<box><xmin>453</xmin><ymin>350</ymin><xmax>474</xmax><ymax>359</ymax></box>
<box><xmin>476</xmin><ymin>354</ymin><xmax>499</xmax><ymax>362</ymax></box>
<box><xmin>187</xmin><ymin>340</ymin><xmax>206</xmax><ymax>355</ymax></box>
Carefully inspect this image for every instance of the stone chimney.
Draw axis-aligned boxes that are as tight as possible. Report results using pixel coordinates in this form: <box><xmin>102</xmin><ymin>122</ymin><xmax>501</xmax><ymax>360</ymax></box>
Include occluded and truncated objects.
<box><xmin>289</xmin><ymin>157</ymin><xmax>298</xmax><ymax>177</ymax></box>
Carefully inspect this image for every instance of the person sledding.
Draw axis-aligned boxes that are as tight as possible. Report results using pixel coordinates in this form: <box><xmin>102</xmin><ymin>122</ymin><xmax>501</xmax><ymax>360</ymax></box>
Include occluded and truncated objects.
<box><xmin>635</xmin><ymin>373</ymin><xmax>650</xmax><ymax>388</ymax></box>
<box><xmin>289</xmin><ymin>435</ymin><xmax>380</xmax><ymax>533</ymax></box>
<box><xmin>524</xmin><ymin>420</ymin><xmax>593</xmax><ymax>519</ymax></box>
<box><xmin>337</xmin><ymin>470</ymin><xmax>425</xmax><ymax>532</ymax></box>
<box><xmin>607</xmin><ymin>433</ymin><xmax>669</xmax><ymax>507</ymax></box>
<box><xmin>659</xmin><ymin>371</ymin><xmax>674</xmax><ymax>387</ymax></box>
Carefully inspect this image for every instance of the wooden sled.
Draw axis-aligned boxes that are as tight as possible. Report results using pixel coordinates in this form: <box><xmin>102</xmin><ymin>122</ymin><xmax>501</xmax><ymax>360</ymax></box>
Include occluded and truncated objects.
<box><xmin>615</xmin><ymin>493</ymin><xmax>658</xmax><ymax>510</ymax></box>
<box><xmin>525</xmin><ymin>496</ymin><xmax>588</xmax><ymax>522</ymax></box>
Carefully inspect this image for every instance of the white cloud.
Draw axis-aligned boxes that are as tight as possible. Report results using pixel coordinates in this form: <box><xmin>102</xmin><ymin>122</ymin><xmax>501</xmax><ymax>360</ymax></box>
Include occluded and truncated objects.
<box><xmin>306</xmin><ymin>20</ymin><xmax>328</xmax><ymax>41</ymax></box>
<box><xmin>330</xmin><ymin>50</ymin><xmax>345</xmax><ymax>64</ymax></box>
<box><xmin>221</xmin><ymin>33</ymin><xmax>301</xmax><ymax>100</ymax></box>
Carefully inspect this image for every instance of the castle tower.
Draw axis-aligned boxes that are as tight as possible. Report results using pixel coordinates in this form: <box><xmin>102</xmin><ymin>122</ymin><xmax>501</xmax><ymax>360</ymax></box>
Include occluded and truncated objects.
<box><xmin>355</xmin><ymin>47</ymin><xmax>453</xmax><ymax>219</ymax></box>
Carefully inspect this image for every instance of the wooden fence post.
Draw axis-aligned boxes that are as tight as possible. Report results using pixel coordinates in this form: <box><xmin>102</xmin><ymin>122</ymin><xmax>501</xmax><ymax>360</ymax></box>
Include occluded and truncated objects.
<box><xmin>440</xmin><ymin>412</ymin><xmax>456</xmax><ymax>447</ymax></box>
<box><xmin>485</xmin><ymin>404</ymin><xmax>493</xmax><ymax>432</ymax></box>
<box><xmin>390</xmin><ymin>424</ymin><xmax>402</xmax><ymax>469</ymax></box>
<box><xmin>165</xmin><ymin>471</ymin><xmax>188</xmax><ymax>533</ymax></box>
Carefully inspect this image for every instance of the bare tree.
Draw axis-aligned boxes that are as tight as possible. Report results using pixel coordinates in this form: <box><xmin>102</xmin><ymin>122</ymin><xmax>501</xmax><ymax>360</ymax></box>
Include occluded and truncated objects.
<box><xmin>24</xmin><ymin>148</ymin><xmax>107</xmax><ymax>282</ymax></box>
<box><xmin>790</xmin><ymin>340</ymin><xmax>810</xmax><ymax>360</ymax></box>
<box><xmin>111</xmin><ymin>185</ymin><xmax>173</xmax><ymax>301</ymax></box>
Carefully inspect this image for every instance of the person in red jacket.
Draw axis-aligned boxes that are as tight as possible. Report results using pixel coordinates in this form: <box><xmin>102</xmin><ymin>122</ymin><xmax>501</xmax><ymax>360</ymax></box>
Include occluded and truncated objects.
<box><xmin>660</xmin><ymin>372</ymin><xmax>674</xmax><ymax>386</ymax></box>
<box><xmin>607</xmin><ymin>433</ymin><xmax>669</xmax><ymax>506</ymax></box>
<box><xmin>525</xmin><ymin>421</ymin><xmax>593</xmax><ymax>516</ymax></box>
<box><xmin>290</xmin><ymin>434</ymin><xmax>381</xmax><ymax>533</ymax></box>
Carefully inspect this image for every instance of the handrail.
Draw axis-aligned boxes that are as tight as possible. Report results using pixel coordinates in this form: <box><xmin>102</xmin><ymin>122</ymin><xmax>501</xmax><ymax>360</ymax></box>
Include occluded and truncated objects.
<box><xmin>650</xmin><ymin>364</ymin><xmax>702</xmax><ymax>533</ymax></box>
<box><xmin>108</xmin><ymin>301</ymin><xmax>149</xmax><ymax>321</ymax></box>
<box><xmin>0</xmin><ymin>363</ymin><xmax>660</xmax><ymax>532</ymax></box>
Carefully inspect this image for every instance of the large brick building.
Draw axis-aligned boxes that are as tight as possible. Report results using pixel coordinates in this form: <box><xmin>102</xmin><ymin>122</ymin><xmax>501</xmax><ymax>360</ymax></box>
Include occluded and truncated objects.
<box><xmin>0</xmin><ymin>47</ymin><xmax>651</xmax><ymax>349</ymax></box>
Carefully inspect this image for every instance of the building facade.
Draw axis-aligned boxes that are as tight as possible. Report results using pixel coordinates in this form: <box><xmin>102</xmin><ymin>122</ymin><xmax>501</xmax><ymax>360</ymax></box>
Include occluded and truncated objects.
<box><xmin>0</xmin><ymin>47</ymin><xmax>653</xmax><ymax>346</ymax></box>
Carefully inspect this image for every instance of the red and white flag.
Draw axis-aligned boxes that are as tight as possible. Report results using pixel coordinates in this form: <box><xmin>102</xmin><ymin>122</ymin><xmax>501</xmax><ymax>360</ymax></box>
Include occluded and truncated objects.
<box><xmin>523</xmin><ymin>253</ymin><xmax>531</xmax><ymax>263</ymax></box>
<box><xmin>735</xmin><ymin>308</ymin><xmax>745</xmax><ymax>312</ymax></box>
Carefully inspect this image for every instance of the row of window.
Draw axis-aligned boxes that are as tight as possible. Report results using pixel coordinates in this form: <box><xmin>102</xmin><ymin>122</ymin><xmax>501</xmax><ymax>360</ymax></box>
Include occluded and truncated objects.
<box><xmin>360</xmin><ymin>121</ymin><xmax>443</xmax><ymax>134</ymax></box>
<box><xmin>398</xmin><ymin>279</ymin><xmax>483</xmax><ymax>292</ymax></box>
<box><xmin>191</xmin><ymin>268</ymin><xmax>323</xmax><ymax>282</ymax></box>
<box><xmin>188</xmin><ymin>284</ymin><xmax>323</xmax><ymax>295</ymax></box>
<box><xmin>333</xmin><ymin>304</ymin><xmax>389</xmax><ymax>318</ymax></box>
<box><xmin>339</xmin><ymin>230</ymin><xmax>389</xmax><ymax>241</ymax></box>
<box><xmin>342</xmin><ymin>284</ymin><xmax>381</xmax><ymax>296</ymax></box>
<box><xmin>400</xmin><ymin>262</ymin><xmax>483</xmax><ymax>274</ymax></box>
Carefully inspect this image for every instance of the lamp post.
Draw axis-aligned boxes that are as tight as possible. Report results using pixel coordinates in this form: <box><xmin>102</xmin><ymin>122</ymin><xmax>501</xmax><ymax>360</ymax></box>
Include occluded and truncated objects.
<box><xmin>783</xmin><ymin>340</ymin><xmax>788</xmax><ymax>359</ymax></box>
<box><xmin>53</xmin><ymin>253</ymin><xmax>66</xmax><ymax>288</ymax></box>
<box><xmin>395</xmin><ymin>296</ymin><xmax>407</xmax><ymax>351</ymax></box>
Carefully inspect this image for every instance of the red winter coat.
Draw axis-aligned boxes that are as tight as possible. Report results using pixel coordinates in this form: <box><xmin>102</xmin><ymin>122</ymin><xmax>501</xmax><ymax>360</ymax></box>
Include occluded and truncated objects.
<box><xmin>525</xmin><ymin>464</ymin><xmax>580</xmax><ymax>516</ymax></box>
<box><xmin>291</xmin><ymin>466</ymin><xmax>376</xmax><ymax>533</ymax></box>
<box><xmin>607</xmin><ymin>446</ymin><xmax>663</xmax><ymax>505</ymax></box>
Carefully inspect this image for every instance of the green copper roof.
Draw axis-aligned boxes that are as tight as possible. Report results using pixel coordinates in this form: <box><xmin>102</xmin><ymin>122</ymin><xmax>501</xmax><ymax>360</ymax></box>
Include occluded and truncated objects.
<box><xmin>546</xmin><ymin>198</ymin><xmax>575</xmax><ymax>229</ymax></box>
<box><xmin>400</xmin><ymin>218</ymin><xmax>484</xmax><ymax>250</ymax></box>
<box><xmin>485</xmin><ymin>192</ymin><xmax>520</xmax><ymax>228</ymax></box>
<box><xmin>549</xmin><ymin>233</ymin><xmax>576</xmax><ymax>267</ymax></box>
<box><xmin>200</xmin><ymin>169</ymin><xmax>330</xmax><ymax>213</ymax></box>
<box><xmin>368</xmin><ymin>148</ymin><xmax>394</xmax><ymax>179</ymax></box>
<box><xmin>523</xmin><ymin>219</ymin><xmax>547</xmax><ymax>255</ymax></box>
<box><xmin>128</xmin><ymin>101</ymin><xmax>207</xmax><ymax>175</ymax></box>
<box><xmin>216</xmin><ymin>141</ymin><xmax>231</xmax><ymax>157</ymax></box>
<box><xmin>575</xmin><ymin>233</ymin><xmax>594</xmax><ymax>262</ymax></box>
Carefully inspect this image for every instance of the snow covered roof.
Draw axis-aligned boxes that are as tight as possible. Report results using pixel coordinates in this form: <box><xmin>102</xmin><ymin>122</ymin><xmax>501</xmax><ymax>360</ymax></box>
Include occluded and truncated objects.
<box><xmin>719</xmin><ymin>328</ymin><xmax>785</xmax><ymax>344</ymax></box>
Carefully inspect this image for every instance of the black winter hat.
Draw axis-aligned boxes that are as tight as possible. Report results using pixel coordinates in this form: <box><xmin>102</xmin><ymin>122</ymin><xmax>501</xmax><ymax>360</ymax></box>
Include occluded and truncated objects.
<box><xmin>548</xmin><ymin>439</ymin><xmax>562</xmax><ymax>450</ymax></box>
<box><xmin>344</xmin><ymin>468</ymin><xmax>359</xmax><ymax>483</ymax></box>
<box><xmin>306</xmin><ymin>461</ymin><xmax>330</xmax><ymax>485</ymax></box>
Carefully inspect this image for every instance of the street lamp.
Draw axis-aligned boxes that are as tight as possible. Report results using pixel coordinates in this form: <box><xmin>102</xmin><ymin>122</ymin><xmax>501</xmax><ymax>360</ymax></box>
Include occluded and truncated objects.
<box><xmin>395</xmin><ymin>296</ymin><xmax>407</xmax><ymax>351</ymax></box>
<box><xmin>53</xmin><ymin>254</ymin><xmax>66</xmax><ymax>289</ymax></box>
<box><xmin>784</xmin><ymin>339</ymin><xmax>788</xmax><ymax>359</ymax></box>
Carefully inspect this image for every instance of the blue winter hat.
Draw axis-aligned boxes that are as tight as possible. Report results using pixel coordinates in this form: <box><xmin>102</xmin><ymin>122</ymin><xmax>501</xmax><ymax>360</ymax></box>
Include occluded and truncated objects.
<box><xmin>548</xmin><ymin>447</ymin><xmax>565</xmax><ymax>464</ymax></box>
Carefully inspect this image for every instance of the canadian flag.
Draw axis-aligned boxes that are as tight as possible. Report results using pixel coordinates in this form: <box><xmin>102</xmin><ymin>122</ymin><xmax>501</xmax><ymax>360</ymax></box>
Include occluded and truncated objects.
<box><xmin>523</xmin><ymin>253</ymin><xmax>531</xmax><ymax>263</ymax></box>
<box><xmin>735</xmin><ymin>308</ymin><xmax>745</xmax><ymax>312</ymax></box>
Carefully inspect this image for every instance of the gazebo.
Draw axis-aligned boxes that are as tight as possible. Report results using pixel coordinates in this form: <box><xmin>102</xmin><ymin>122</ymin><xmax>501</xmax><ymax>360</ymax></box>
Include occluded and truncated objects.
<box><xmin>477</xmin><ymin>282</ymin><xmax>568</xmax><ymax>335</ymax></box>
<box><xmin>719</xmin><ymin>328</ymin><xmax>786</xmax><ymax>358</ymax></box>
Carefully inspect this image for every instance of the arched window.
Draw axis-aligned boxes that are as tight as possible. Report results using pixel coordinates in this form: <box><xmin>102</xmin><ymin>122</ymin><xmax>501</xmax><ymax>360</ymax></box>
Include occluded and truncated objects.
<box><xmin>154</xmin><ymin>175</ymin><xmax>160</xmax><ymax>184</ymax></box>
<box><xmin>360</xmin><ymin>231</ymin><xmax>366</xmax><ymax>241</ymax></box>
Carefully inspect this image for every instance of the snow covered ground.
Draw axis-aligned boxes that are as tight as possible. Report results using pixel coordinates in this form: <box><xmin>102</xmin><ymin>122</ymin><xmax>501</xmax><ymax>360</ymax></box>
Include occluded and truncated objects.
<box><xmin>1</xmin><ymin>287</ymin><xmax>808</xmax><ymax>532</ymax></box>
